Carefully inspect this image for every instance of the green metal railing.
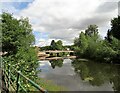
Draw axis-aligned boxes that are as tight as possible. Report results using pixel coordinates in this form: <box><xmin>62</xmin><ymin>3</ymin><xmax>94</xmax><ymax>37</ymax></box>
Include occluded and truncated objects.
<box><xmin>2</xmin><ymin>60</ymin><xmax>48</xmax><ymax>93</ymax></box>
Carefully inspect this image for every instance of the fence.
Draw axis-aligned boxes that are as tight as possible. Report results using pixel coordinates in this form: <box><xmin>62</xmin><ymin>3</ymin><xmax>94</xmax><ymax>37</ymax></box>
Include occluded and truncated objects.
<box><xmin>2</xmin><ymin>60</ymin><xmax>48</xmax><ymax>93</ymax></box>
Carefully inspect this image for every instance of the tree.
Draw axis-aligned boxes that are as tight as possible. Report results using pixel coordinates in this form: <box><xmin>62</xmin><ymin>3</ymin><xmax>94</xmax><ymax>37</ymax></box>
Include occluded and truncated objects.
<box><xmin>110</xmin><ymin>16</ymin><xmax>120</xmax><ymax>40</ymax></box>
<box><xmin>85</xmin><ymin>25</ymin><xmax>98</xmax><ymax>36</ymax></box>
<box><xmin>74</xmin><ymin>32</ymin><xmax>89</xmax><ymax>57</ymax></box>
<box><xmin>105</xmin><ymin>29</ymin><xmax>112</xmax><ymax>42</ymax></box>
<box><xmin>50</xmin><ymin>59</ymin><xmax>63</xmax><ymax>69</ymax></box>
<box><xmin>2</xmin><ymin>12</ymin><xmax>35</xmax><ymax>55</ymax></box>
<box><xmin>56</xmin><ymin>40</ymin><xmax>63</xmax><ymax>50</ymax></box>
<box><xmin>74</xmin><ymin>37</ymin><xmax>80</xmax><ymax>46</ymax></box>
<box><xmin>2</xmin><ymin>12</ymin><xmax>38</xmax><ymax>82</ymax></box>
<box><xmin>50</xmin><ymin>40</ymin><xmax>56</xmax><ymax>50</ymax></box>
<box><xmin>40</xmin><ymin>46</ymin><xmax>50</xmax><ymax>51</ymax></box>
<box><xmin>50</xmin><ymin>40</ymin><xmax>63</xmax><ymax>50</ymax></box>
<box><xmin>2</xmin><ymin>12</ymin><xmax>20</xmax><ymax>54</ymax></box>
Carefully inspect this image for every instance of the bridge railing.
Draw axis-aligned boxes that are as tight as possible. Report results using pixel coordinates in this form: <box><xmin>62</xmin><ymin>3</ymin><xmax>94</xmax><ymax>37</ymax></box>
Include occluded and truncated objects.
<box><xmin>2</xmin><ymin>59</ymin><xmax>48</xmax><ymax>93</ymax></box>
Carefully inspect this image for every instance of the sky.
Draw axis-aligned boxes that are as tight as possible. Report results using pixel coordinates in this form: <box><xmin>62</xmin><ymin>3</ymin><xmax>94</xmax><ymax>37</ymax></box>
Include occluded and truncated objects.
<box><xmin>0</xmin><ymin>0</ymin><xmax>119</xmax><ymax>46</ymax></box>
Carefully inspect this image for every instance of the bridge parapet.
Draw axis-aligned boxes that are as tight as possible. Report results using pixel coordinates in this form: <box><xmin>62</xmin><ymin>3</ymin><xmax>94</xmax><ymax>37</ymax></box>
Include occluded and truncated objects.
<box><xmin>45</xmin><ymin>50</ymin><xmax>74</xmax><ymax>53</ymax></box>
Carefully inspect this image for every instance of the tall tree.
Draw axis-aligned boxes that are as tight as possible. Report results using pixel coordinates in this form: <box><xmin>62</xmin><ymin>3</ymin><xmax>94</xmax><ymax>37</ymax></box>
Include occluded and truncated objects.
<box><xmin>50</xmin><ymin>40</ymin><xmax>63</xmax><ymax>50</ymax></box>
<box><xmin>110</xmin><ymin>16</ymin><xmax>120</xmax><ymax>40</ymax></box>
<box><xmin>85</xmin><ymin>25</ymin><xmax>98</xmax><ymax>36</ymax></box>
<box><xmin>56</xmin><ymin>40</ymin><xmax>63</xmax><ymax>50</ymax></box>
<box><xmin>105</xmin><ymin>29</ymin><xmax>112</xmax><ymax>42</ymax></box>
<box><xmin>2</xmin><ymin>12</ymin><xmax>35</xmax><ymax>54</ymax></box>
<box><xmin>2</xmin><ymin>12</ymin><xmax>37</xmax><ymax>81</ymax></box>
<box><xmin>50</xmin><ymin>40</ymin><xmax>56</xmax><ymax>50</ymax></box>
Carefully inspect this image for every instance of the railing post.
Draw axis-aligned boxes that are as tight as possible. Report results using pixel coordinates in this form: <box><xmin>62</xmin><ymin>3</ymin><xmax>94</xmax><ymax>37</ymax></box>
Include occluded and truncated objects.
<box><xmin>16</xmin><ymin>71</ymin><xmax>20</xmax><ymax>93</ymax></box>
<box><xmin>3</xmin><ymin>61</ymin><xmax>5</xmax><ymax>76</ymax></box>
<box><xmin>8</xmin><ymin>64</ymin><xmax>10</xmax><ymax>91</ymax></box>
<box><xmin>2</xmin><ymin>60</ymin><xmax>7</xmax><ymax>91</ymax></box>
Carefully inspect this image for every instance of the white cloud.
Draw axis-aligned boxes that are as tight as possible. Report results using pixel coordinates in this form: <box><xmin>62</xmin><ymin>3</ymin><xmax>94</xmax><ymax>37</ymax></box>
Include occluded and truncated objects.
<box><xmin>35</xmin><ymin>38</ymin><xmax>53</xmax><ymax>47</ymax></box>
<box><xmin>1</xmin><ymin>0</ymin><xmax>118</xmax><ymax>46</ymax></box>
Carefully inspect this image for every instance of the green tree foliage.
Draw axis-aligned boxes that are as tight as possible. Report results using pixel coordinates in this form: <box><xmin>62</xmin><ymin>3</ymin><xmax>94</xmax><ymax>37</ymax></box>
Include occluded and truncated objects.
<box><xmin>74</xmin><ymin>19</ymin><xmax>120</xmax><ymax>63</ymax></box>
<box><xmin>56</xmin><ymin>40</ymin><xmax>63</xmax><ymax>50</ymax></box>
<box><xmin>74</xmin><ymin>25</ymin><xmax>101</xmax><ymax>58</ymax></box>
<box><xmin>2</xmin><ymin>12</ymin><xmax>38</xmax><ymax>88</ymax></box>
<box><xmin>2</xmin><ymin>12</ymin><xmax>35</xmax><ymax>54</ymax></box>
<box><xmin>50</xmin><ymin>40</ymin><xmax>63</xmax><ymax>50</ymax></box>
<box><xmin>74</xmin><ymin>32</ymin><xmax>88</xmax><ymax>56</ymax></box>
<box><xmin>110</xmin><ymin>16</ymin><xmax>120</xmax><ymax>40</ymax></box>
<box><xmin>50</xmin><ymin>40</ymin><xmax>56</xmax><ymax>50</ymax></box>
<box><xmin>85</xmin><ymin>25</ymin><xmax>98</xmax><ymax>36</ymax></box>
<box><xmin>63</xmin><ymin>45</ymin><xmax>74</xmax><ymax>51</ymax></box>
<box><xmin>105</xmin><ymin>29</ymin><xmax>112</xmax><ymax>43</ymax></box>
<box><xmin>40</xmin><ymin>46</ymin><xmax>50</xmax><ymax>51</ymax></box>
<box><xmin>49</xmin><ymin>59</ymin><xmax>63</xmax><ymax>69</ymax></box>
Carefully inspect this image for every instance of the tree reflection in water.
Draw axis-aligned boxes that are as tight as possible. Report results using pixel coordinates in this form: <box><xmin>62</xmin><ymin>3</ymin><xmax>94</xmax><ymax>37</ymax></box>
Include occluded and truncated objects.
<box><xmin>49</xmin><ymin>59</ymin><xmax>63</xmax><ymax>69</ymax></box>
<box><xmin>71</xmin><ymin>59</ymin><xmax>120</xmax><ymax>92</ymax></box>
<box><xmin>48</xmin><ymin>59</ymin><xmax>120</xmax><ymax>92</ymax></box>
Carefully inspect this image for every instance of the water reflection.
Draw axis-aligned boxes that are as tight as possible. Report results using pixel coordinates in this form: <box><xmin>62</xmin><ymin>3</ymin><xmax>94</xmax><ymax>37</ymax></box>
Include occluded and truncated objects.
<box><xmin>71</xmin><ymin>59</ymin><xmax>120</xmax><ymax>92</ymax></box>
<box><xmin>38</xmin><ymin>59</ymin><xmax>120</xmax><ymax>91</ymax></box>
<box><xmin>50</xmin><ymin>59</ymin><xmax>63</xmax><ymax>69</ymax></box>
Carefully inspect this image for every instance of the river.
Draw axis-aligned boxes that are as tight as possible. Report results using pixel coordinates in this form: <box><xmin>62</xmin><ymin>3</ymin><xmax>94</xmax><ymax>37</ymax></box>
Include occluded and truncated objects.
<box><xmin>37</xmin><ymin>58</ymin><xmax>120</xmax><ymax>91</ymax></box>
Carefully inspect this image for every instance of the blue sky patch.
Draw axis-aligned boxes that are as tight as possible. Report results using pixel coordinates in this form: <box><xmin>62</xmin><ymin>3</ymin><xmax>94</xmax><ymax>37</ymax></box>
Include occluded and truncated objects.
<box><xmin>11</xmin><ymin>2</ymin><xmax>30</xmax><ymax>10</ymax></box>
<box><xmin>32</xmin><ymin>31</ymin><xmax>49</xmax><ymax>45</ymax></box>
<box><xmin>1</xmin><ymin>2</ymin><xmax>32</xmax><ymax>10</ymax></box>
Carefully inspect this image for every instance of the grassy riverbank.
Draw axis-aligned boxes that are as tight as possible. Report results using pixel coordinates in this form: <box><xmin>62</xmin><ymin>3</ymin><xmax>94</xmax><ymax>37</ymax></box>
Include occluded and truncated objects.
<box><xmin>38</xmin><ymin>78</ymin><xmax>67</xmax><ymax>91</ymax></box>
<box><xmin>30</xmin><ymin>78</ymin><xmax>67</xmax><ymax>91</ymax></box>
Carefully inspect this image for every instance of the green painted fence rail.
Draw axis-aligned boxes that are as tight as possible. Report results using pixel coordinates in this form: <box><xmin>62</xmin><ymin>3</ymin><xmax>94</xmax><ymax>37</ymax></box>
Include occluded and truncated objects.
<box><xmin>2</xmin><ymin>60</ymin><xmax>48</xmax><ymax>93</ymax></box>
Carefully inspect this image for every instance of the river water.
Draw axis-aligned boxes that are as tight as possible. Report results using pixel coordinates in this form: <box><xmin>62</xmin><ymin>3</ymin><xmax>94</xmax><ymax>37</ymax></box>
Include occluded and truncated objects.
<box><xmin>37</xmin><ymin>58</ymin><xmax>120</xmax><ymax>91</ymax></box>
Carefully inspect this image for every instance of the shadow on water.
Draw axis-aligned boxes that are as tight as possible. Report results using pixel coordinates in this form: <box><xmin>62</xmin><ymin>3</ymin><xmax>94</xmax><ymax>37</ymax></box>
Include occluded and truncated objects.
<box><xmin>38</xmin><ymin>58</ymin><xmax>120</xmax><ymax>91</ymax></box>
<box><xmin>49</xmin><ymin>59</ymin><xmax>63</xmax><ymax>69</ymax></box>
<box><xmin>72</xmin><ymin>60</ymin><xmax>120</xmax><ymax>91</ymax></box>
<box><xmin>71</xmin><ymin>59</ymin><xmax>120</xmax><ymax>92</ymax></box>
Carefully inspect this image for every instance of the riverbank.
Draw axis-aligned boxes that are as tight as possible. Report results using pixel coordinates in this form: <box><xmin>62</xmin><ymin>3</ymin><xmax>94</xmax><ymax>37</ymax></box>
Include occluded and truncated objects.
<box><xmin>76</xmin><ymin>56</ymin><xmax>120</xmax><ymax>64</ymax></box>
<box><xmin>34</xmin><ymin>78</ymin><xmax>67</xmax><ymax>91</ymax></box>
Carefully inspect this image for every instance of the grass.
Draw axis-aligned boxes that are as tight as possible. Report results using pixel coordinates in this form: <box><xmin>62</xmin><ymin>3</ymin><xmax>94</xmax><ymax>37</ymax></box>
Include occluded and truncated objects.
<box><xmin>36</xmin><ymin>78</ymin><xmax>67</xmax><ymax>91</ymax></box>
<box><xmin>28</xmin><ymin>78</ymin><xmax>67</xmax><ymax>91</ymax></box>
